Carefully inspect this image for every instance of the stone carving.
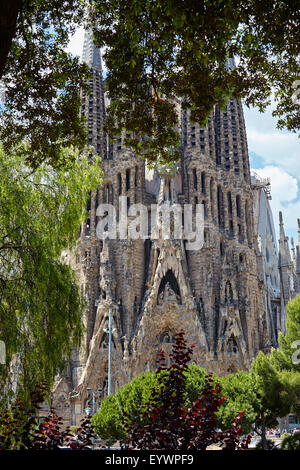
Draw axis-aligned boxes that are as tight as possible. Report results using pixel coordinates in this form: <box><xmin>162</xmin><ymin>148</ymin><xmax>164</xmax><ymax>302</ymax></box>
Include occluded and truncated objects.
<box><xmin>157</xmin><ymin>282</ymin><xmax>181</xmax><ymax>305</ymax></box>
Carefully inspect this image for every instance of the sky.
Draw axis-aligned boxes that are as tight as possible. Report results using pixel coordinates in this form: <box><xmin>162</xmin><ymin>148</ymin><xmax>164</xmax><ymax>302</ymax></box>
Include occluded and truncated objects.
<box><xmin>67</xmin><ymin>28</ymin><xmax>300</xmax><ymax>248</ymax></box>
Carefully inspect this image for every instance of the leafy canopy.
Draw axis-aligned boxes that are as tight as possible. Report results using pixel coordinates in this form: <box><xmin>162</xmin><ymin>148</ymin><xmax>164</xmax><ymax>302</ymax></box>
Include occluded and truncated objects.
<box><xmin>92</xmin><ymin>331</ymin><xmax>250</xmax><ymax>450</ymax></box>
<box><xmin>90</xmin><ymin>0</ymin><xmax>300</xmax><ymax>164</ymax></box>
<box><xmin>0</xmin><ymin>1</ymin><xmax>90</xmax><ymax>168</ymax></box>
<box><xmin>0</xmin><ymin>383</ymin><xmax>96</xmax><ymax>450</ymax></box>
<box><xmin>0</xmin><ymin>1</ymin><xmax>299</xmax><ymax>168</ymax></box>
<box><xmin>278</xmin><ymin>294</ymin><xmax>300</xmax><ymax>372</ymax></box>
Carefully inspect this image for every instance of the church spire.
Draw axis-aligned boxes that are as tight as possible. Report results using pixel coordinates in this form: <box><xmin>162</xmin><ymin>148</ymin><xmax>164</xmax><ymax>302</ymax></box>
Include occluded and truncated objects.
<box><xmin>279</xmin><ymin>211</ymin><xmax>285</xmax><ymax>242</ymax></box>
<box><xmin>296</xmin><ymin>219</ymin><xmax>300</xmax><ymax>280</ymax></box>
<box><xmin>291</xmin><ymin>237</ymin><xmax>296</xmax><ymax>269</ymax></box>
<box><xmin>80</xmin><ymin>28</ymin><xmax>106</xmax><ymax>157</ymax></box>
<box><xmin>82</xmin><ymin>29</ymin><xmax>102</xmax><ymax>70</ymax></box>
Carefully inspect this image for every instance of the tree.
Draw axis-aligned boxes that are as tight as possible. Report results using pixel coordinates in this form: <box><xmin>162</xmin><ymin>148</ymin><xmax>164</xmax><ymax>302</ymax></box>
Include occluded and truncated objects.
<box><xmin>250</xmin><ymin>352</ymin><xmax>295</xmax><ymax>450</ymax></box>
<box><xmin>0</xmin><ymin>383</ymin><xmax>96</xmax><ymax>450</ymax></box>
<box><xmin>126</xmin><ymin>330</ymin><xmax>250</xmax><ymax>450</ymax></box>
<box><xmin>91</xmin><ymin>0</ymin><xmax>300</xmax><ymax>164</ymax></box>
<box><xmin>91</xmin><ymin>371</ymin><xmax>161</xmax><ymax>445</ymax></box>
<box><xmin>217</xmin><ymin>371</ymin><xmax>260</xmax><ymax>435</ymax></box>
<box><xmin>277</xmin><ymin>294</ymin><xmax>300</xmax><ymax>373</ymax></box>
<box><xmin>95</xmin><ymin>330</ymin><xmax>250</xmax><ymax>450</ymax></box>
<box><xmin>0</xmin><ymin>1</ymin><xmax>90</xmax><ymax>168</ymax></box>
<box><xmin>0</xmin><ymin>1</ymin><xmax>299</xmax><ymax>168</ymax></box>
<box><xmin>0</xmin><ymin>144</ymin><xmax>102</xmax><ymax>405</ymax></box>
<box><xmin>91</xmin><ymin>362</ymin><xmax>212</xmax><ymax>445</ymax></box>
<box><xmin>281</xmin><ymin>432</ymin><xmax>300</xmax><ymax>450</ymax></box>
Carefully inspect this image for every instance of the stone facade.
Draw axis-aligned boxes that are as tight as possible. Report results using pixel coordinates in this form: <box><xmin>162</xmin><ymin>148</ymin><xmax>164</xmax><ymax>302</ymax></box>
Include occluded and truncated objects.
<box><xmin>50</xmin><ymin>31</ymin><xmax>299</xmax><ymax>427</ymax></box>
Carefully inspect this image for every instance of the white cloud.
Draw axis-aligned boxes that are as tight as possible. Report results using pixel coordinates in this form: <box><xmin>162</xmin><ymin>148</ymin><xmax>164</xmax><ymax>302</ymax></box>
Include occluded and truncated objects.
<box><xmin>244</xmin><ymin>98</ymin><xmax>300</xmax><ymax>243</ymax></box>
<box><xmin>66</xmin><ymin>27</ymin><xmax>85</xmax><ymax>58</ymax></box>
<box><xmin>244</xmin><ymin>103</ymin><xmax>300</xmax><ymax>180</ymax></box>
<box><xmin>254</xmin><ymin>166</ymin><xmax>300</xmax><ymax>241</ymax></box>
<box><xmin>66</xmin><ymin>27</ymin><xmax>107</xmax><ymax>73</ymax></box>
<box><xmin>246</xmin><ymin>129</ymin><xmax>300</xmax><ymax>179</ymax></box>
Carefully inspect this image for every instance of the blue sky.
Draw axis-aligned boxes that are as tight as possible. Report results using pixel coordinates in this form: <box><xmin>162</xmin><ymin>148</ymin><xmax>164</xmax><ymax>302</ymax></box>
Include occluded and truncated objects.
<box><xmin>67</xmin><ymin>28</ymin><xmax>300</xmax><ymax>249</ymax></box>
<box><xmin>244</xmin><ymin>104</ymin><xmax>300</xmax><ymax>246</ymax></box>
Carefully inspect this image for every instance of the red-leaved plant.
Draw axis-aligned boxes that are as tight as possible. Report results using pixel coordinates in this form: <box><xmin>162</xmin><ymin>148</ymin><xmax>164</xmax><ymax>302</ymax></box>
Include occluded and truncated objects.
<box><xmin>0</xmin><ymin>383</ymin><xmax>96</xmax><ymax>450</ymax></box>
<box><xmin>124</xmin><ymin>330</ymin><xmax>251</xmax><ymax>450</ymax></box>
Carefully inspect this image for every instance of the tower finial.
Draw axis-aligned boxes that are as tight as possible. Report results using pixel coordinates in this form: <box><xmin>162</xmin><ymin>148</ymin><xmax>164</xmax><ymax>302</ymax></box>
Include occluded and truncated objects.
<box><xmin>279</xmin><ymin>211</ymin><xmax>283</xmax><ymax>226</ymax></box>
<box><xmin>82</xmin><ymin>29</ymin><xmax>102</xmax><ymax>70</ymax></box>
<box><xmin>291</xmin><ymin>237</ymin><xmax>296</xmax><ymax>268</ymax></box>
<box><xmin>279</xmin><ymin>211</ymin><xmax>286</xmax><ymax>243</ymax></box>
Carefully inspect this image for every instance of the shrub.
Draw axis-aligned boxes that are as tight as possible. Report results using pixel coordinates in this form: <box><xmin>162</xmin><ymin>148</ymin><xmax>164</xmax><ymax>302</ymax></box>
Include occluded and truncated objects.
<box><xmin>0</xmin><ymin>384</ymin><xmax>96</xmax><ymax>450</ymax></box>
<box><xmin>124</xmin><ymin>330</ymin><xmax>250</xmax><ymax>450</ymax></box>
<box><xmin>255</xmin><ymin>439</ymin><xmax>279</xmax><ymax>450</ymax></box>
<box><xmin>281</xmin><ymin>432</ymin><xmax>300</xmax><ymax>450</ymax></box>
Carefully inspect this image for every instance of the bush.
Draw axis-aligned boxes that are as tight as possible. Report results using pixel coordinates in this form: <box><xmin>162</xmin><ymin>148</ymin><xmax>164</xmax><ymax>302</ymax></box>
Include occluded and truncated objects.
<box><xmin>91</xmin><ymin>361</ymin><xmax>213</xmax><ymax>443</ymax></box>
<box><xmin>281</xmin><ymin>432</ymin><xmax>300</xmax><ymax>450</ymax></box>
<box><xmin>0</xmin><ymin>384</ymin><xmax>96</xmax><ymax>450</ymax></box>
<box><xmin>125</xmin><ymin>330</ymin><xmax>250</xmax><ymax>450</ymax></box>
<box><xmin>255</xmin><ymin>439</ymin><xmax>279</xmax><ymax>450</ymax></box>
<box><xmin>92</xmin><ymin>331</ymin><xmax>251</xmax><ymax>449</ymax></box>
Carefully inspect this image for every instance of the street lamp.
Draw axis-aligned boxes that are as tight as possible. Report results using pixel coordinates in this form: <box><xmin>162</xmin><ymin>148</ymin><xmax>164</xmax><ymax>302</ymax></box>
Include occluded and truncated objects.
<box><xmin>103</xmin><ymin>308</ymin><xmax>116</xmax><ymax>396</ymax></box>
<box><xmin>85</xmin><ymin>387</ymin><xmax>103</xmax><ymax>449</ymax></box>
<box><xmin>103</xmin><ymin>307</ymin><xmax>116</xmax><ymax>451</ymax></box>
<box><xmin>85</xmin><ymin>387</ymin><xmax>103</xmax><ymax>415</ymax></box>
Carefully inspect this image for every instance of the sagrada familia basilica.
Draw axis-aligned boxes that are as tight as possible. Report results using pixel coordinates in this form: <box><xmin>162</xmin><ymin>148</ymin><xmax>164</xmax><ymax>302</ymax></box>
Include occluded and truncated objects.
<box><xmin>50</xmin><ymin>31</ymin><xmax>300</xmax><ymax>426</ymax></box>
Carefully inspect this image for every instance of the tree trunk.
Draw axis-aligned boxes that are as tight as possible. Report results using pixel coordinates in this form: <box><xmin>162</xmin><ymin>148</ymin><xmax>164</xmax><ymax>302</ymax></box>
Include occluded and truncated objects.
<box><xmin>0</xmin><ymin>0</ymin><xmax>22</xmax><ymax>78</ymax></box>
<box><xmin>261</xmin><ymin>413</ymin><xmax>268</xmax><ymax>450</ymax></box>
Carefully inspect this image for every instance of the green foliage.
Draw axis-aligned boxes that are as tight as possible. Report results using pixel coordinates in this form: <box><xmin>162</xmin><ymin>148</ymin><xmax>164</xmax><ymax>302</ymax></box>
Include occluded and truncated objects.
<box><xmin>217</xmin><ymin>371</ymin><xmax>259</xmax><ymax>434</ymax></box>
<box><xmin>255</xmin><ymin>439</ymin><xmax>279</xmax><ymax>450</ymax></box>
<box><xmin>90</xmin><ymin>0</ymin><xmax>300</xmax><ymax>164</ymax></box>
<box><xmin>69</xmin><ymin>426</ymin><xmax>79</xmax><ymax>435</ymax></box>
<box><xmin>250</xmin><ymin>351</ymin><xmax>296</xmax><ymax>446</ymax></box>
<box><xmin>0</xmin><ymin>2</ymin><xmax>299</xmax><ymax>167</ymax></box>
<box><xmin>183</xmin><ymin>362</ymin><xmax>214</xmax><ymax>404</ymax></box>
<box><xmin>281</xmin><ymin>432</ymin><xmax>300</xmax><ymax>450</ymax></box>
<box><xmin>278</xmin><ymin>294</ymin><xmax>300</xmax><ymax>373</ymax></box>
<box><xmin>91</xmin><ymin>371</ymin><xmax>161</xmax><ymax>444</ymax></box>
<box><xmin>92</xmin><ymin>363</ymin><xmax>223</xmax><ymax>444</ymax></box>
<box><xmin>0</xmin><ymin>144</ymin><xmax>102</xmax><ymax>405</ymax></box>
<box><xmin>0</xmin><ymin>1</ymin><xmax>90</xmax><ymax>168</ymax></box>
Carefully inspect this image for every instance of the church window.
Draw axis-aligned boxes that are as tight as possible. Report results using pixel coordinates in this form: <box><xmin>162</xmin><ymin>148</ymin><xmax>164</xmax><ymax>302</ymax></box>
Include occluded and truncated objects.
<box><xmin>217</xmin><ymin>186</ymin><xmax>224</xmax><ymax>229</ymax></box>
<box><xmin>159</xmin><ymin>331</ymin><xmax>174</xmax><ymax>344</ymax></box>
<box><xmin>126</xmin><ymin>169</ymin><xmax>131</xmax><ymax>191</ymax></box>
<box><xmin>227</xmin><ymin>192</ymin><xmax>233</xmax><ymax>215</ymax></box>
<box><xmin>193</xmin><ymin>168</ymin><xmax>198</xmax><ymax>190</ymax></box>
<box><xmin>201</xmin><ymin>172</ymin><xmax>206</xmax><ymax>194</ymax></box>
<box><xmin>236</xmin><ymin>195</ymin><xmax>241</xmax><ymax>218</ymax></box>
<box><xmin>220</xmin><ymin>241</ymin><xmax>225</xmax><ymax>257</ymax></box>
<box><xmin>85</xmin><ymin>219</ymin><xmax>91</xmax><ymax>235</ymax></box>
<box><xmin>118</xmin><ymin>173</ymin><xmax>122</xmax><ymax>195</ymax></box>
<box><xmin>225</xmin><ymin>280</ymin><xmax>233</xmax><ymax>304</ymax></box>
<box><xmin>157</xmin><ymin>269</ymin><xmax>181</xmax><ymax>305</ymax></box>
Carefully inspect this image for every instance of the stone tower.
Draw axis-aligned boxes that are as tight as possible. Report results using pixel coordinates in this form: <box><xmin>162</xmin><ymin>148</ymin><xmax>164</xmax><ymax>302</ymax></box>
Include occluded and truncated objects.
<box><xmin>52</xmin><ymin>35</ymin><xmax>277</xmax><ymax>426</ymax></box>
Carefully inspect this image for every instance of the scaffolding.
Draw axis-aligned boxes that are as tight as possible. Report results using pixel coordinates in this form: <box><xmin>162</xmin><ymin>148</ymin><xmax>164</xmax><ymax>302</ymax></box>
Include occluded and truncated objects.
<box><xmin>250</xmin><ymin>171</ymin><xmax>272</xmax><ymax>200</ymax></box>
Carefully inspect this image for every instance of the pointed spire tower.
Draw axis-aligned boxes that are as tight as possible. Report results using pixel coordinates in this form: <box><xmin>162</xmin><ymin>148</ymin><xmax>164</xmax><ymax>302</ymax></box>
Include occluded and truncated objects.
<box><xmin>291</xmin><ymin>237</ymin><xmax>296</xmax><ymax>269</ymax></box>
<box><xmin>296</xmin><ymin>219</ymin><xmax>300</xmax><ymax>290</ymax></box>
<box><xmin>82</xmin><ymin>30</ymin><xmax>103</xmax><ymax>70</ymax></box>
<box><xmin>81</xmin><ymin>29</ymin><xmax>106</xmax><ymax>158</ymax></box>
<box><xmin>278</xmin><ymin>211</ymin><xmax>293</xmax><ymax>306</ymax></box>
